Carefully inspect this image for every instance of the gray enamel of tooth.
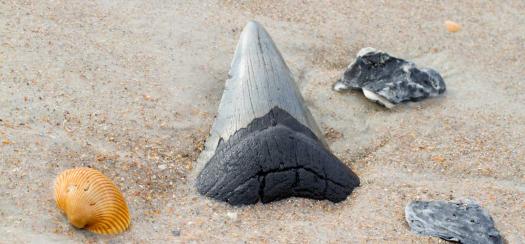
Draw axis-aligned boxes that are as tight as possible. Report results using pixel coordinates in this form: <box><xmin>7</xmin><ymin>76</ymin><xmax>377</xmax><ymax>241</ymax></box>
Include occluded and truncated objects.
<box><xmin>195</xmin><ymin>21</ymin><xmax>360</xmax><ymax>205</ymax></box>
<box><xmin>405</xmin><ymin>200</ymin><xmax>503</xmax><ymax>244</ymax></box>
<box><xmin>334</xmin><ymin>47</ymin><xmax>446</xmax><ymax>108</ymax></box>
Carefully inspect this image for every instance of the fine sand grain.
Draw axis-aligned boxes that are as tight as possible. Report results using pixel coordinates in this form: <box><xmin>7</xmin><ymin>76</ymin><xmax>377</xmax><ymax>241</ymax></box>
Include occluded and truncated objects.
<box><xmin>1</xmin><ymin>1</ymin><xmax>524</xmax><ymax>243</ymax></box>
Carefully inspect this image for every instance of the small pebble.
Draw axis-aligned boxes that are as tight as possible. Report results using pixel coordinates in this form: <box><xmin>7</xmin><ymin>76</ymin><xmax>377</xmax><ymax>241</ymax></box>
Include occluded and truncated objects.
<box><xmin>172</xmin><ymin>229</ymin><xmax>180</xmax><ymax>236</ymax></box>
<box><xmin>445</xmin><ymin>20</ymin><xmax>461</xmax><ymax>33</ymax></box>
<box><xmin>226</xmin><ymin>211</ymin><xmax>238</xmax><ymax>220</ymax></box>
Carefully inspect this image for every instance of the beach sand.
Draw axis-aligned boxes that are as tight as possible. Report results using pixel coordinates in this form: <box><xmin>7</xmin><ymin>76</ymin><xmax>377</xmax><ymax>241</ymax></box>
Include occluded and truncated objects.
<box><xmin>1</xmin><ymin>1</ymin><xmax>524</xmax><ymax>243</ymax></box>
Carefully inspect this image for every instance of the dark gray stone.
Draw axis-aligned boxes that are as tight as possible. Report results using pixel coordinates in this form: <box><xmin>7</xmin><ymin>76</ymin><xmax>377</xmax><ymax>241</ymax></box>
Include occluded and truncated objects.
<box><xmin>405</xmin><ymin>200</ymin><xmax>503</xmax><ymax>244</ymax></box>
<box><xmin>334</xmin><ymin>47</ymin><xmax>446</xmax><ymax>108</ymax></box>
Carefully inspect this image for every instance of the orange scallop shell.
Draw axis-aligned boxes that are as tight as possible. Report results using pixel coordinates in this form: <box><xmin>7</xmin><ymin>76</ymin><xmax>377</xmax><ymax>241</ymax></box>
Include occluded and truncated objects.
<box><xmin>54</xmin><ymin>167</ymin><xmax>131</xmax><ymax>234</ymax></box>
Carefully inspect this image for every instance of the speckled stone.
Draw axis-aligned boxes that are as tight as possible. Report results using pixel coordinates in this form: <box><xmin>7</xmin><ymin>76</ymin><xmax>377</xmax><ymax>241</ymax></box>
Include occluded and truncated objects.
<box><xmin>405</xmin><ymin>200</ymin><xmax>503</xmax><ymax>244</ymax></box>
<box><xmin>334</xmin><ymin>47</ymin><xmax>446</xmax><ymax>108</ymax></box>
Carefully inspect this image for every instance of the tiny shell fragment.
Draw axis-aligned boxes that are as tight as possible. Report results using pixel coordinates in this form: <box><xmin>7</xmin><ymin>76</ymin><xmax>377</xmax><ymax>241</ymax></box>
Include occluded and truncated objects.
<box><xmin>445</xmin><ymin>20</ymin><xmax>461</xmax><ymax>32</ymax></box>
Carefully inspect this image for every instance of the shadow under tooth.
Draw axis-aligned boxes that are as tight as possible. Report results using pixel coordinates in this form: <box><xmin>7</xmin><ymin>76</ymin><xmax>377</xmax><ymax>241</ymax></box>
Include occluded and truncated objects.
<box><xmin>195</xmin><ymin>21</ymin><xmax>359</xmax><ymax>206</ymax></box>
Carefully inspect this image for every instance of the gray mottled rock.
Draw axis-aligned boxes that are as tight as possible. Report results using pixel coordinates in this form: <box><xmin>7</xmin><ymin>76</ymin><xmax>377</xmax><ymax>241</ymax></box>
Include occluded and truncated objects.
<box><xmin>334</xmin><ymin>47</ymin><xmax>446</xmax><ymax>108</ymax></box>
<box><xmin>195</xmin><ymin>21</ymin><xmax>359</xmax><ymax>205</ymax></box>
<box><xmin>405</xmin><ymin>200</ymin><xmax>503</xmax><ymax>244</ymax></box>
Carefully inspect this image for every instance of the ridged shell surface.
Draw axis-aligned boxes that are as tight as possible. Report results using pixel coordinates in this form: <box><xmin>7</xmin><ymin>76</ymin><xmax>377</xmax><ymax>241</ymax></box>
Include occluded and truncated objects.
<box><xmin>54</xmin><ymin>167</ymin><xmax>131</xmax><ymax>234</ymax></box>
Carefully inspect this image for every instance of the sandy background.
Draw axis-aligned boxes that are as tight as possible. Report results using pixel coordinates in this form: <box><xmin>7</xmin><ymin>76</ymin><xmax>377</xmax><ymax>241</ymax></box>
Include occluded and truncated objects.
<box><xmin>1</xmin><ymin>0</ymin><xmax>524</xmax><ymax>243</ymax></box>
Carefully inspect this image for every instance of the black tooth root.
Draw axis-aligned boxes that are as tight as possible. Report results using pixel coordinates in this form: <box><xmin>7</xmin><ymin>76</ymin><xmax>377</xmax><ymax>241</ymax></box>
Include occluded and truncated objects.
<box><xmin>196</xmin><ymin>107</ymin><xmax>360</xmax><ymax>206</ymax></box>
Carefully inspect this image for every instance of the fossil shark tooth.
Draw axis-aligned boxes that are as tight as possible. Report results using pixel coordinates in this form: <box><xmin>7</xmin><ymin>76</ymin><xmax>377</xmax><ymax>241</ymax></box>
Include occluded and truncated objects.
<box><xmin>195</xmin><ymin>21</ymin><xmax>360</xmax><ymax>206</ymax></box>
